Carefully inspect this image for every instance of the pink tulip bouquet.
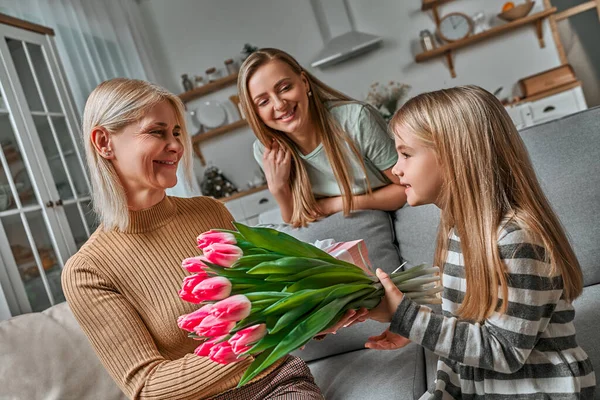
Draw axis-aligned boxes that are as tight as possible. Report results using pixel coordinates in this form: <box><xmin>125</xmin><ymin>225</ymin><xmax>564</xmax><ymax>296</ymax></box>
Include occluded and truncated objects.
<box><xmin>177</xmin><ymin>223</ymin><xmax>440</xmax><ymax>387</ymax></box>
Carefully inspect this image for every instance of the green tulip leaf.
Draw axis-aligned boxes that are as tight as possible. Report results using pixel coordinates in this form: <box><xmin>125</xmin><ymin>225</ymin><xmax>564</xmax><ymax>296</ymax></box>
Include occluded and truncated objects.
<box><xmin>238</xmin><ymin>296</ymin><xmax>348</xmax><ymax>387</ymax></box>
<box><xmin>286</xmin><ymin>272</ymin><xmax>373</xmax><ymax>292</ymax></box>
<box><xmin>247</xmin><ymin>257</ymin><xmax>333</xmax><ymax>275</ymax></box>
<box><xmin>237</xmin><ymin>347</ymin><xmax>275</xmax><ymax>388</ymax></box>
<box><xmin>234</xmin><ymin>223</ymin><xmax>337</xmax><ymax>260</ymax></box>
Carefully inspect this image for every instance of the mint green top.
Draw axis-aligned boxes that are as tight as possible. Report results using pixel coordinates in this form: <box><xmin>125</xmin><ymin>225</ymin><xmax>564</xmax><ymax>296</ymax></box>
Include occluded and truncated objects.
<box><xmin>253</xmin><ymin>102</ymin><xmax>398</xmax><ymax>197</ymax></box>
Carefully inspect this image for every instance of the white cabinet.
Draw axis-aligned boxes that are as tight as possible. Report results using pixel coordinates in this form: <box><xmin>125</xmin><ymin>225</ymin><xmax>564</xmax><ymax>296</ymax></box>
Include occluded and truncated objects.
<box><xmin>222</xmin><ymin>188</ymin><xmax>280</xmax><ymax>226</ymax></box>
<box><xmin>0</xmin><ymin>20</ymin><xmax>95</xmax><ymax>319</ymax></box>
<box><xmin>506</xmin><ymin>86</ymin><xmax>587</xmax><ymax>130</ymax></box>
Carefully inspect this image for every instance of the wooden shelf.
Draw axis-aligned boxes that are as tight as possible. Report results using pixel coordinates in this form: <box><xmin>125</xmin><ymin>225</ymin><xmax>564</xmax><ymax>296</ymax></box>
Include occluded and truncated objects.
<box><xmin>192</xmin><ymin>119</ymin><xmax>248</xmax><ymax>144</ymax></box>
<box><xmin>421</xmin><ymin>0</ymin><xmax>455</xmax><ymax>11</ymax></box>
<box><xmin>178</xmin><ymin>73</ymin><xmax>238</xmax><ymax>104</ymax></box>
<box><xmin>415</xmin><ymin>8</ymin><xmax>556</xmax><ymax>77</ymax></box>
<box><xmin>192</xmin><ymin>119</ymin><xmax>249</xmax><ymax>166</ymax></box>
<box><xmin>218</xmin><ymin>184</ymin><xmax>268</xmax><ymax>203</ymax></box>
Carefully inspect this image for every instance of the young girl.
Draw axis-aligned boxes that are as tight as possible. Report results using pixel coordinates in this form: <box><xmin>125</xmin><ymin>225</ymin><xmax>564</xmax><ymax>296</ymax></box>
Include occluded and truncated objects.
<box><xmin>367</xmin><ymin>86</ymin><xmax>596</xmax><ymax>398</ymax></box>
<box><xmin>237</xmin><ymin>48</ymin><xmax>406</xmax><ymax>227</ymax></box>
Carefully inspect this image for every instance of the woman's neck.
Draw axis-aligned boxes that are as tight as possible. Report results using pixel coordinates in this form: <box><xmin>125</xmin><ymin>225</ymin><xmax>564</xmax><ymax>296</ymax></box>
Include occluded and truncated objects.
<box><xmin>126</xmin><ymin>187</ymin><xmax>166</xmax><ymax>211</ymax></box>
<box><xmin>288</xmin><ymin>120</ymin><xmax>320</xmax><ymax>155</ymax></box>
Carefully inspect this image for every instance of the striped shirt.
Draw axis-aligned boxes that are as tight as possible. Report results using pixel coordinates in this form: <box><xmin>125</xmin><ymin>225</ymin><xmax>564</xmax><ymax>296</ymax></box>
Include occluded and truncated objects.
<box><xmin>391</xmin><ymin>222</ymin><xmax>596</xmax><ymax>399</ymax></box>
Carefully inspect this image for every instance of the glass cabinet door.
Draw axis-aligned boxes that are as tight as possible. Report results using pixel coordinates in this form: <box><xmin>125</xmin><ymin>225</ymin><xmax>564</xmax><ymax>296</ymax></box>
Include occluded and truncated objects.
<box><xmin>5</xmin><ymin>36</ymin><xmax>94</xmax><ymax>249</ymax></box>
<box><xmin>0</xmin><ymin>24</ymin><xmax>97</xmax><ymax>317</ymax></box>
<box><xmin>0</xmin><ymin>105</ymin><xmax>63</xmax><ymax>314</ymax></box>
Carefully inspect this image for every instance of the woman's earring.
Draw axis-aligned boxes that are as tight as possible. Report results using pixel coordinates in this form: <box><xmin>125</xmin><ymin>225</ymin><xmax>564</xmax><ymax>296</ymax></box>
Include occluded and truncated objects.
<box><xmin>308</xmin><ymin>90</ymin><xmax>312</xmax><ymax>97</ymax></box>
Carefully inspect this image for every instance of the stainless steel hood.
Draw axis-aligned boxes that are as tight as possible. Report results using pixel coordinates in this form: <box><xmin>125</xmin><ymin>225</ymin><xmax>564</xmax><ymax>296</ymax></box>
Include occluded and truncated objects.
<box><xmin>310</xmin><ymin>0</ymin><xmax>383</xmax><ymax>68</ymax></box>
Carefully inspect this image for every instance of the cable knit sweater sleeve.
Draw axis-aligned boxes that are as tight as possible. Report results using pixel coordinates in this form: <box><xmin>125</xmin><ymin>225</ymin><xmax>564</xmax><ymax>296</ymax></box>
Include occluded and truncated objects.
<box><xmin>61</xmin><ymin>197</ymin><xmax>281</xmax><ymax>400</ymax></box>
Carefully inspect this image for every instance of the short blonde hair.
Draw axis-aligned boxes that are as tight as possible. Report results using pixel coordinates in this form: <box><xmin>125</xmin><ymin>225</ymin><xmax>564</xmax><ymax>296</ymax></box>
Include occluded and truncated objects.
<box><xmin>81</xmin><ymin>78</ymin><xmax>193</xmax><ymax>231</ymax></box>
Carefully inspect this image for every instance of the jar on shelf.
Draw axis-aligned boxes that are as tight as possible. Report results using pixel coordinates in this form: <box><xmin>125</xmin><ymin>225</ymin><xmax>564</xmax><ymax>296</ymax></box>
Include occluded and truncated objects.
<box><xmin>205</xmin><ymin>67</ymin><xmax>222</xmax><ymax>83</ymax></box>
<box><xmin>224</xmin><ymin>58</ymin><xmax>239</xmax><ymax>75</ymax></box>
<box><xmin>181</xmin><ymin>74</ymin><xmax>194</xmax><ymax>92</ymax></box>
<box><xmin>194</xmin><ymin>75</ymin><xmax>205</xmax><ymax>87</ymax></box>
<box><xmin>419</xmin><ymin>30</ymin><xmax>436</xmax><ymax>52</ymax></box>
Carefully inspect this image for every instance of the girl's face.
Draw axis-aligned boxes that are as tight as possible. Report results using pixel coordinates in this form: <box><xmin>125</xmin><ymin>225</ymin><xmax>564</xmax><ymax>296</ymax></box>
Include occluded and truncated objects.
<box><xmin>109</xmin><ymin>101</ymin><xmax>184</xmax><ymax>196</ymax></box>
<box><xmin>247</xmin><ymin>60</ymin><xmax>312</xmax><ymax>135</ymax></box>
<box><xmin>391</xmin><ymin>128</ymin><xmax>444</xmax><ymax>208</ymax></box>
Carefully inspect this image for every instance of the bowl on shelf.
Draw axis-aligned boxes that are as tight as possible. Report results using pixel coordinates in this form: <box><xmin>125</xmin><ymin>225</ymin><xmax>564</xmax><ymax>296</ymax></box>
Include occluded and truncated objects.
<box><xmin>498</xmin><ymin>1</ymin><xmax>535</xmax><ymax>22</ymax></box>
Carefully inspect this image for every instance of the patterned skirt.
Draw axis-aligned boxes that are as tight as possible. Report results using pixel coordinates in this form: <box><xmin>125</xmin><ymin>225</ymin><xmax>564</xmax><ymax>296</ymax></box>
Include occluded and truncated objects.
<box><xmin>210</xmin><ymin>355</ymin><xmax>323</xmax><ymax>400</ymax></box>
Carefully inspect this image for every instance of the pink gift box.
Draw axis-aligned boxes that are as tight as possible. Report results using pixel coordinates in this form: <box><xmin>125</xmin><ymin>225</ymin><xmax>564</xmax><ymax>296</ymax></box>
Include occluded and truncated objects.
<box><xmin>325</xmin><ymin>239</ymin><xmax>374</xmax><ymax>276</ymax></box>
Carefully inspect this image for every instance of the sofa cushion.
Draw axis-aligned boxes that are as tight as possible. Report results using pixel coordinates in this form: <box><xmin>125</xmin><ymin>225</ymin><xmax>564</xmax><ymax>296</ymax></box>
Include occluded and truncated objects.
<box><xmin>394</xmin><ymin>204</ymin><xmax>440</xmax><ymax>270</ymax></box>
<box><xmin>307</xmin><ymin>343</ymin><xmax>426</xmax><ymax>400</ymax></box>
<box><xmin>278</xmin><ymin>209</ymin><xmax>403</xmax><ymax>274</ymax></box>
<box><xmin>273</xmin><ymin>210</ymin><xmax>403</xmax><ymax>362</ymax></box>
<box><xmin>0</xmin><ymin>302</ymin><xmax>126</xmax><ymax>400</ymax></box>
<box><xmin>520</xmin><ymin>107</ymin><xmax>600</xmax><ymax>287</ymax></box>
<box><xmin>573</xmin><ymin>283</ymin><xmax>600</xmax><ymax>398</ymax></box>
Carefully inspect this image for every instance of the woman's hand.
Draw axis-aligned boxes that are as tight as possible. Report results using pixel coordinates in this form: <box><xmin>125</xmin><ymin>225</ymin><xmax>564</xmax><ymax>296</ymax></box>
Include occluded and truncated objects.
<box><xmin>305</xmin><ymin>308</ymin><xmax>369</xmax><ymax>344</ymax></box>
<box><xmin>317</xmin><ymin>196</ymin><xmax>343</xmax><ymax>216</ymax></box>
<box><xmin>365</xmin><ymin>329</ymin><xmax>411</xmax><ymax>350</ymax></box>
<box><xmin>320</xmin><ymin>308</ymin><xmax>369</xmax><ymax>335</ymax></box>
<box><xmin>367</xmin><ymin>268</ymin><xmax>405</xmax><ymax>323</ymax></box>
<box><xmin>262</xmin><ymin>141</ymin><xmax>291</xmax><ymax>193</ymax></box>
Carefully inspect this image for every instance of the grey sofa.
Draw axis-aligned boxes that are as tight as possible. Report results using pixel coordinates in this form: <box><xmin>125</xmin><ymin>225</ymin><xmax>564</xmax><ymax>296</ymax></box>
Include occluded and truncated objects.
<box><xmin>287</xmin><ymin>105</ymin><xmax>600</xmax><ymax>399</ymax></box>
<box><xmin>0</xmin><ymin>107</ymin><xmax>598</xmax><ymax>399</ymax></box>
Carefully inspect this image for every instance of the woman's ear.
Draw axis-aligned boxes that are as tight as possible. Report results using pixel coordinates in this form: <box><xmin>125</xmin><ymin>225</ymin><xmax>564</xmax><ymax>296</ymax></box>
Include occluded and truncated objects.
<box><xmin>300</xmin><ymin>71</ymin><xmax>310</xmax><ymax>94</ymax></box>
<box><xmin>91</xmin><ymin>127</ymin><xmax>114</xmax><ymax>159</ymax></box>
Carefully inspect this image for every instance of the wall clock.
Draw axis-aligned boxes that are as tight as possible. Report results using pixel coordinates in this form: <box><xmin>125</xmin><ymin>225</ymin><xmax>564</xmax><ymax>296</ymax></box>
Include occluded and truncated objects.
<box><xmin>437</xmin><ymin>12</ymin><xmax>474</xmax><ymax>42</ymax></box>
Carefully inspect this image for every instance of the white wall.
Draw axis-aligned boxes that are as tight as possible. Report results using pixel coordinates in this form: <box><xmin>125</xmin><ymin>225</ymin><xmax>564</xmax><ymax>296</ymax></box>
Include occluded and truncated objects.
<box><xmin>139</xmin><ymin>0</ymin><xmax>562</xmax><ymax>191</ymax></box>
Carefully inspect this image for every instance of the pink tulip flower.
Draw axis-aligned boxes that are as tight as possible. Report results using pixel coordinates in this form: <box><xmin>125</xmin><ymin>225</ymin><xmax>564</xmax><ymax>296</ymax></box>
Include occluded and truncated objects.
<box><xmin>194</xmin><ymin>335</ymin><xmax>227</xmax><ymax>357</ymax></box>
<box><xmin>210</xmin><ymin>295</ymin><xmax>252</xmax><ymax>322</ymax></box>
<box><xmin>203</xmin><ymin>243</ymin><xmax>243</xmax><ymax>268</ymax></box>
<box><xmin>197</xmin><ymin>230</ymin><xmax>237</xmax><ymax>251</ymax></box>
<box><xmin>195</xmin><ymin>315</ymin><xmax>236</xmax><ymax>337</ymax></box>
<box><xmin>209</xmin><ymin>341</ymin><xmax>247</xmax><ymax>365</ymax></box>
<box><xmin>177</xmin><ymin>304</ymin><xmax>213</xmax><ymax>332</ymax></box>
<box><xmin>181</xmin><ymin>256</ymin><xmax>211</xmax><ymax>274</ymax></box>
<box><xmin>178</xmin><ymin>289</ymin><xmax>202</xmax><ymax>304</ymax></box>
<box><xmin>191</xmin><ymin>276</ymin><xmax>232</xmax><ymax>302</ymax></box>
<box><xmin>178</xmin><ymin>274</ymin><xmax>209</xmax><ymax>303</ymax></box>
<box><xmin>229</xmin><ymin>324</ymin><xmax>267</xmax><ymax>354</ymax></box>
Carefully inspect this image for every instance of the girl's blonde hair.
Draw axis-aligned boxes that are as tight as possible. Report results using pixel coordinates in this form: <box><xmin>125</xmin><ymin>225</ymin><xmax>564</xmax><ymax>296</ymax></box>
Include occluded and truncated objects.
<box><xmin>238</xmin><ymin>48</ymin><xmax>371</xmax><ymax>227</ymax></box>
<box><xmin>82</xmin><ymin>78</ymin><xmax>193</xmax><ymax>231</ymax></box>
<box><xmin>390</xmin><ymin>85</ymin><xmax>583</xmax><ymax>321</ymax></box>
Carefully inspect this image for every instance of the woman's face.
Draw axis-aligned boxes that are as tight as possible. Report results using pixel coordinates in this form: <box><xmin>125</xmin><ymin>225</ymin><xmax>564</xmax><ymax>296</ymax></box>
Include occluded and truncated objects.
<box><xmin>247</xmin><ymin>59</ymin><xmax>312</xmax><ymax>135</ymax></box>
<box><xmin>109</xmin><ymin>101</ymin><xmax>184</xmax><ymax>196</ymax></box>
<box><xmin>391</xmin><ymin>128</ymin><xmax>444</xmax><ymax>208</ymax></box>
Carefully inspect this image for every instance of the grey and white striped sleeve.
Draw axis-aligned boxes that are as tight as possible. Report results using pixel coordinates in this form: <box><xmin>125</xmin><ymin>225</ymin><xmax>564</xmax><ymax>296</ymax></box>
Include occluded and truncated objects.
<box><xmin>390</xmin><ymin>227</ymin><xmax>564</xmax><ymax>374</ymax></box>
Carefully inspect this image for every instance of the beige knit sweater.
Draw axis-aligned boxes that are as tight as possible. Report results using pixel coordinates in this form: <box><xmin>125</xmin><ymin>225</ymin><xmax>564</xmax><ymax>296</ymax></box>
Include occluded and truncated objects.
<box><xmin>62</xmin><ymin>196</ymin><xmax>282</xmax><ymax>399</ymax></box>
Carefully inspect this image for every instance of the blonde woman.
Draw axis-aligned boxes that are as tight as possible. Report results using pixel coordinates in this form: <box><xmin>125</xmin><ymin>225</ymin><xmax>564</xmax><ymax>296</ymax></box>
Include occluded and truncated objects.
<box><xmin>367</xmin><ymin>86</ymin><xmax>595</xmax><ymax>398</ymax></box>
<box><xmin>62</xmin><ymin>78</ymin><xmax>324</xmax><ymax>400</ymax></box>
<box><xmin>238</xmin><ymin>48</ymin><xmax>406</xmax><ymax>227</ymax></box>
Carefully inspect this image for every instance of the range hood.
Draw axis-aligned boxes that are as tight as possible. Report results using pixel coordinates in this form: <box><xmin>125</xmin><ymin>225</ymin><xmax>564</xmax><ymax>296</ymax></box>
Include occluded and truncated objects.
<box><xmin>310</xmin><ymin>0</ymin><xmax>383</xmax><ymax>68</ymax></box>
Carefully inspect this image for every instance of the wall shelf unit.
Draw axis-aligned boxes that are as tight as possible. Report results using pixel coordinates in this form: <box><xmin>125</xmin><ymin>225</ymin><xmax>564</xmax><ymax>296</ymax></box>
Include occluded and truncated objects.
<box><xmin>178</xmin><ymin>73</ymin><xmax>238</xmax><ymax>104</ymax></box>
<box><xmin>416</xmin><ymin>3</ymin><xmax>557</xmax><ymax>78</ymax></box>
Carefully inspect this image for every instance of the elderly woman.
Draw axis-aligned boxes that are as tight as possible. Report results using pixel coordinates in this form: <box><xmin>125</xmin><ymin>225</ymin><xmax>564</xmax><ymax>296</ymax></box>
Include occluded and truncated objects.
<box><xmin>62</xmin><ymin>78</ymin><xmax>324</xmax><ymax>399</ymax></box>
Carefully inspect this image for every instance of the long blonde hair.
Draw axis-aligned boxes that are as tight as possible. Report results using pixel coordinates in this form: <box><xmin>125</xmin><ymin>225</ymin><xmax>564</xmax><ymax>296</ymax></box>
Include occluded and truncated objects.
<box><xmin>390</xmin><ymin>85</ymin><xmax>582</xmax><ymax>321</ymax></box>
<box><xmin>82</xmin><ymin>78</ymin><xmax>193</xmax><ymax>231</ymax></box>
<box><xmin>238</xmin><ymin>48</ymin><xmax>371</xmax><ymax>227</ymax></box>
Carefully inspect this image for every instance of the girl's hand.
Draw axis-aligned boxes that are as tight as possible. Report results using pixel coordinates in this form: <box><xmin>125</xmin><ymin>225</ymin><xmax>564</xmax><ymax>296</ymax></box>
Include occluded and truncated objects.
<box><xmin>365</xmin><ymin>329</ymin><xmax>411</xmax><ymax>350</ymax></box>
<box><xmin>317</xmin><ymin>196</ymin><xmax>343</xmax><ymax>216</ymax></box>
<box><xmin>263</xmin><ymin>141</ymin><xmax>291</xmax><ymax>193</ymax></box>
<box><xmin>367</xmin><ymin>268</ymin><xmax>405</xmax><ymax>323</ymax></box>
